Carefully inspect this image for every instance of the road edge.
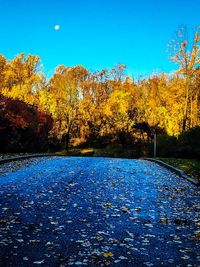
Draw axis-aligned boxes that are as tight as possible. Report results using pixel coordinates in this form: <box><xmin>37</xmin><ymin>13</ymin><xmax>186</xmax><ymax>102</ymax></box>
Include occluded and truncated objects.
<box><xmin>0</xmin><ymin>154</ymin><xmax>67</xmax><ymax>165</ymax></box>
<box><xmin>143</xmin><ymin>158</ymin><xmax>199</xmax><ymax>187</ymax></box>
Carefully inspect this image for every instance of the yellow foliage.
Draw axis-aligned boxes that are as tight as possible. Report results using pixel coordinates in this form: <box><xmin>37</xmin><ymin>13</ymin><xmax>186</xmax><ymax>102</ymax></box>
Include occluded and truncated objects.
<box><xmin>1</xmin><ymin>38</ymin><xmax>200</xmax><ymax>146</ymax></box>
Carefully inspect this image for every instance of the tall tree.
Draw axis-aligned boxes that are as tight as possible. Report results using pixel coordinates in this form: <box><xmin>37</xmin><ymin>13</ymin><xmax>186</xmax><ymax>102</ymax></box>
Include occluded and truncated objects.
<box><xmin>45</xmin><ymin>65</ymin><xmax>89</xmax><ymax>149</ymax></box>
<box><xmin>169</xmin><ymin>27</ymin><xmax>200</xmax><ymax>131</ymax></box>
<box><xmin>2</xmin><ymin>53</ymin><xmax>42</xmax><ymax>105</ymax></box>
<box><xmin>0</xmin><ymin>55</ymin><xmax>6</xmax><ymax>91</ymax></box>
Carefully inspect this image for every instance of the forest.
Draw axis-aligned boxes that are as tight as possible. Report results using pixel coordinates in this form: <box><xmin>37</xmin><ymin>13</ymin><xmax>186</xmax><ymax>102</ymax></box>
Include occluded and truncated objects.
<box><xmin>0</xmin><ymin>28</ymin><xmax>200</xmax><ymax>158</ymax></box>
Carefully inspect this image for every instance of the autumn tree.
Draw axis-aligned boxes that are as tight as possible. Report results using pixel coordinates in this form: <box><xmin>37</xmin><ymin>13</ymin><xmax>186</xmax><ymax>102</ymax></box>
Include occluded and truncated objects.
<box><xmin>1</xmin><ymin>53</ymin><xmax>42</xmax><ymax>106</ymax></box>
<box><xmin>0</xmin><ymin>55</ymin><xmax>6</xmax><ymax>90</ymax></box>
<box><xmin>169</xmin><ymin>27</ymin><xmax>200</xmax><ymax>131</ymax></box>
<box><xmin>0</xmin><ymin>94</ymin><xmax>52</xmax><ymax>152</ymax></box>
<box><xmin>76</xmin><ymin>69</ymin><xmax>111</xmax><ymax>143</ymax></box>
<box><xmin>41</xmin><ymin>65</ymin><xmax>89</xmax><ymax>149</ymax></box>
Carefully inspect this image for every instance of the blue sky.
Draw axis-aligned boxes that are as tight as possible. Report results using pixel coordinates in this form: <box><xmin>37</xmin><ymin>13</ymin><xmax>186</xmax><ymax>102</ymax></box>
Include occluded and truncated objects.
<box><xmin>0</xmin><ymin>0</ymin><xmax>199</xmax><ymax>78</ymax></box>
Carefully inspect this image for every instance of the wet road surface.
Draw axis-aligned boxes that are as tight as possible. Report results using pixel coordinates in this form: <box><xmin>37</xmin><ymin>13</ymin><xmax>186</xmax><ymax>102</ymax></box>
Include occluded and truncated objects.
<box><xmin>0</xmin><ymin>157</ymin><xmax>199</xmax><ymax>266</ymax></box>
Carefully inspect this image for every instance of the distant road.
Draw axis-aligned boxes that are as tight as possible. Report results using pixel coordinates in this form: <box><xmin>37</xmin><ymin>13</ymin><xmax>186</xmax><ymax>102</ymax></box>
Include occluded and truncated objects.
<box><xmin>0</xmin><ymin>157</ymin><xmax>199</xmax><ymax>266</ymax></box>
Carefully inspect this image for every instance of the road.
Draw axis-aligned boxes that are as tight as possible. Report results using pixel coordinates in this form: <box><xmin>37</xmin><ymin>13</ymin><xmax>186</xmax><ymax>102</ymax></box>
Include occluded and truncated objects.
<box><xmin>0</xmin><ymin>157</ymin><xmax>199</xmax><ymax>266</ymax></box>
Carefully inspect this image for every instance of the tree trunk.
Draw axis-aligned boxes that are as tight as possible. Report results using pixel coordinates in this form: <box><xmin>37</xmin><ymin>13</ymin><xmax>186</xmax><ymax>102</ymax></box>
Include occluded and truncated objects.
<box><xmin>65</xmin><ymin>131</ymin><xmax>70</xmax><ymax>151</ymax></box>
<box><xmin>182</xmin><ymin>79</ymin><xmax>189</xmax><ymax>132</ymax></box>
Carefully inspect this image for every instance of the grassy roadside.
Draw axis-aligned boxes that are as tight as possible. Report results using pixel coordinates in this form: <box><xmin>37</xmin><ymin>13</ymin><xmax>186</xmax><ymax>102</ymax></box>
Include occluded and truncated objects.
<box><xmin>157</xmin><ymin>158</ymin><xmax>200</xmax><ymax>181</ymax></box>
<box><xmin>56</xmin><ymin>147</ymin><xmax>135</xmax><ymax>159</ymax></box>
<box><xmin>0</xmin><ymin>148</ymin><xmax>135</xmax><ymax>160</ymax></box>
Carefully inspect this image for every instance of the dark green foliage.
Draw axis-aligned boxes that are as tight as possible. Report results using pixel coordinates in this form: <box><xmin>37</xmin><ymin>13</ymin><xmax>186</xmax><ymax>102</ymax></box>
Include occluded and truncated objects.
<box><xmin>155</xmin><ymin>127</ymin><xmax>200</xmax><ymax>159</ymax></box>
<box><xmin>156</xmin><ymin>134</ymin><xmax>178</xmax><ymax>157</ymax></box>
<box><xmin>177</xmin><ymin>127</ymin><xmax>200</xmax><ymax>159</ymax></box>
<box><xmin>115</xmin><ymin>130</ymin><xmax>135</xmax><ymax>147</ymax></box>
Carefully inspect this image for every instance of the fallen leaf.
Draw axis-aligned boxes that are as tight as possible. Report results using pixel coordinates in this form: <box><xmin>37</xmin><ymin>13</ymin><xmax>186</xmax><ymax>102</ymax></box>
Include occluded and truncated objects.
<box><xmin>103</xmin><ymin>252</ymin><xmax>113</xmax><ymax>258</ymax></box>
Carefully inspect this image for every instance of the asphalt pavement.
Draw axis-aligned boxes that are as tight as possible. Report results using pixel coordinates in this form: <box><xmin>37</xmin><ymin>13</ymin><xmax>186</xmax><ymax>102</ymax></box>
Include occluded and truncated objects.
<box><xmin>0</xmin><ymin>157</ymin><xmax>199</xmax><ymax>266</ymax></box>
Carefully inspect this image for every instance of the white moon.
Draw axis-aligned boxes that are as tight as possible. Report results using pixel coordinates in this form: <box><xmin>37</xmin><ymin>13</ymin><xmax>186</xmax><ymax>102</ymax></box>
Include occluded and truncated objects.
<box><xmin>54</xmin><ymin>25</ymin><xmax>60</xmax><ymax>31</ymax></box>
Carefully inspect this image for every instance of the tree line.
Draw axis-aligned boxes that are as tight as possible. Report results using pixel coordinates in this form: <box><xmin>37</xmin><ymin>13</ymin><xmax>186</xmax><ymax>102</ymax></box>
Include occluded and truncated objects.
<box><xmin>0</xmin><ymin>28</ymin><xmax>199</xmax><ymax>156</ymax></box>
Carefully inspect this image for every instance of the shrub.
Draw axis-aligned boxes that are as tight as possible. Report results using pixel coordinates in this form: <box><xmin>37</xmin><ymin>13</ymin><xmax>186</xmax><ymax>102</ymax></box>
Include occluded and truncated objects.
<box><xmin>177</xmin><ymin>127</ymin><xmax>200</xmax><ymax>159</ymax></box>
<box><xmin>156</xmin><ymin>134</ymin><xmax>177</xmax><ymax>157</ymax></box>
